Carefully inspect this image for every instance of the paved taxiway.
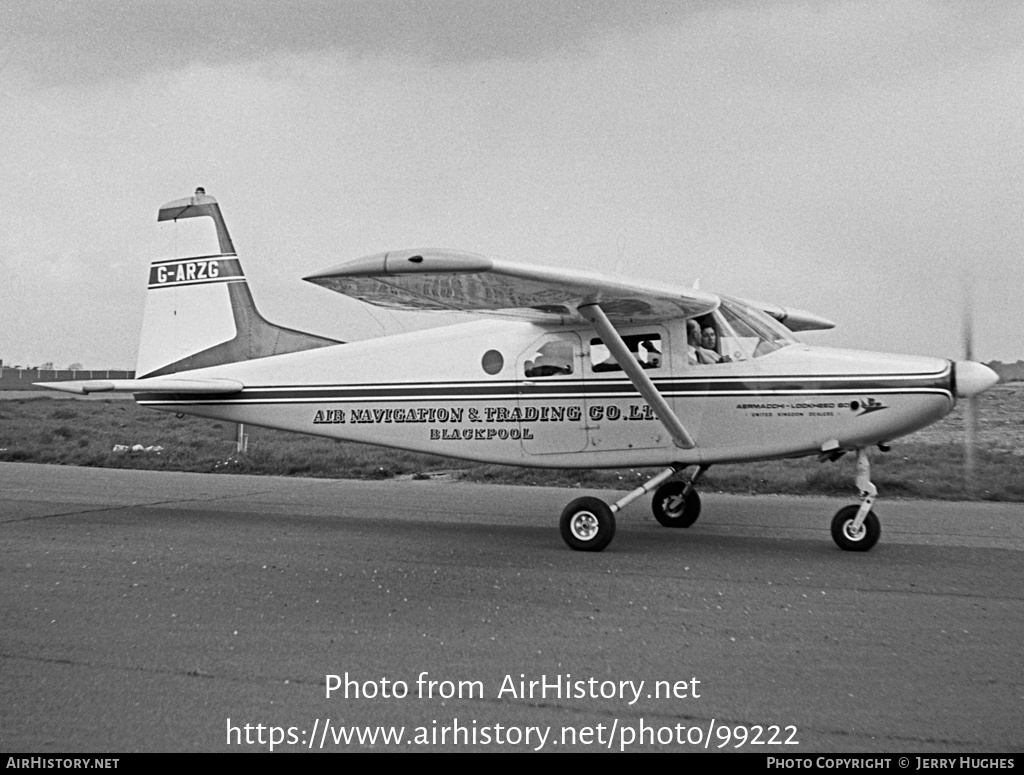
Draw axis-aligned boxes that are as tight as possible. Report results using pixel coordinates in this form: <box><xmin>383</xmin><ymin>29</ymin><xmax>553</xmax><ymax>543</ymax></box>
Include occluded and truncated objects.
<box><xmin>2</xmin><ymin>462</ymin><xmax>1021</xmax><ymax>752</ymax></box>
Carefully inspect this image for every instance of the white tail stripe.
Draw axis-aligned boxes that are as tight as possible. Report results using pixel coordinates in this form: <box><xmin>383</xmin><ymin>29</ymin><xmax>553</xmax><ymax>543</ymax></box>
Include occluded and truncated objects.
<box><xmin>148</xmin><ymin>257</ymin><xmax>244</xmax><ymax>289</ymax></box>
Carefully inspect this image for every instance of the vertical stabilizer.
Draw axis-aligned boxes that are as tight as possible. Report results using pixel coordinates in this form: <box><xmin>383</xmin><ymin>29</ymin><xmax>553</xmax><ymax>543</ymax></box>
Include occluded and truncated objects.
<box><xmin>136</xmin><ymin>189</ymin><xmax>340</xmax><ymax>378</ymax></box>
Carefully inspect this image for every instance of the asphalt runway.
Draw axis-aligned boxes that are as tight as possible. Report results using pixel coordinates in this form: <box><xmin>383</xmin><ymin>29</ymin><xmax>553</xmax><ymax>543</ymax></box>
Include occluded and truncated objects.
<box><xmin>2</xmin><ymin>462</ymin><xmax>1021</xmax><ymax>753</ymax></box>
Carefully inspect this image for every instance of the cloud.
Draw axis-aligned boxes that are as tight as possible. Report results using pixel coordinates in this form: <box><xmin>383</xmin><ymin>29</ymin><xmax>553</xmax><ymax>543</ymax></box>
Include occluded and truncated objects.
<box><xmin>7</xmin><ymin>0</ymin><xmax>1024</xmax><ymax>92</ymax></box>
<box><xmin>3</xmin><ymin>1</ymin><xmax>1024</xmax><ymax>363</ymax></box>
<box><xmin>2</xmin><ymin>0</ymin><xmax>703</xmax><ymax>85</ymax></box>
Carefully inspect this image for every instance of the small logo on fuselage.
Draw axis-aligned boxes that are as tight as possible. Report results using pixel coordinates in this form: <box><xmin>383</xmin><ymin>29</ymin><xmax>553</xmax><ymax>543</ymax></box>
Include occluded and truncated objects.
<box><xmin>850</xmin><ymin>397</ymin><xmax>887</xmax><ymax>416</ymax></box>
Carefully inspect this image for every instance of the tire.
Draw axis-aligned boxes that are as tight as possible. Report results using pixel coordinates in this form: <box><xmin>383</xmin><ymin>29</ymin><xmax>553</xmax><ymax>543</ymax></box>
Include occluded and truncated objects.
<box><xmin>652</xmin><ymin>481</ymin><xmax>701</xmax><ymax>528</ymax></box>
<box><xmin>560</xmin><ymin>497</ymin><xmax>616</xmax><ymax>552</ymax></box>
<box><xmin>831</xmin><ymin>505</ymin><xmax>881</xmax><ymax>552</ymax></box>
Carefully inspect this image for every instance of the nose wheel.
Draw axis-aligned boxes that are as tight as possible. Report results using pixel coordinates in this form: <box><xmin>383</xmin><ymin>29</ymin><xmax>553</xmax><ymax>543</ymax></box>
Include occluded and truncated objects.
<box><xmin>831</xmin><ymin>505</ymin><xmax>880</xmax><ymax>551</ymax></box>
<box><xmin>831</xmin><ymin>448</ymin><xmax>882</xmax><ymax>552</ymax></box>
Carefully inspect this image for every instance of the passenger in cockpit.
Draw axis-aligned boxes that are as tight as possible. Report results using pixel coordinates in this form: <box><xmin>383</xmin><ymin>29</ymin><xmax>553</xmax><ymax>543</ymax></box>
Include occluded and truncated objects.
<box><xmin>638</xmin><ymin>340</ymin><xmax>661</xmax><ymax>368</ymax></box>
<box><xmin>686</xmin><ymin>320</ymin><xmax>702</xmax><ymax>364</ymax></box>
<box><xmin>525</xmin><ymin>341</ymin><xmax>573</xmax><ymax>377</ymax></box>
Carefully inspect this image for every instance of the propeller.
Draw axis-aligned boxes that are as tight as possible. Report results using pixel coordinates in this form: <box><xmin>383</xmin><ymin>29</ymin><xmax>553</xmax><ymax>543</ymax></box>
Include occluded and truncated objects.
<box><xmin>955</xmin><ymin>277</ymin><xmax>998</xmax><ymax>495</ymax></box>
<box><xmin>962</xmin><ymin>282</ymin><xmax>977</xmax><ymax>494</ymax></box>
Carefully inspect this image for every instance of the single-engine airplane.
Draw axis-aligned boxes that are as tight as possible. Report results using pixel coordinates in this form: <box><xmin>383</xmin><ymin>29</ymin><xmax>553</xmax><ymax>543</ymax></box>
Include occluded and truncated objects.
<box><xmin>40</xmin><ymin>189</ymin><xmax>999</xmax><ymax>552</ymax></box>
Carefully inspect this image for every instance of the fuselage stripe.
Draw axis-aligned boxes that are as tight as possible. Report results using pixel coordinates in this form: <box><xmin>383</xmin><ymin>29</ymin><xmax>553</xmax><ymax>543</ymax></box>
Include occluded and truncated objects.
<box><xmin>219</xmin><ymin>368</ymin><xmax>950</xmax><ymax>393</ymax></box>
<box><xmin>135</xmin><ymin>372</ymin><xmax>954</xmax><ymax>406</ymax></box>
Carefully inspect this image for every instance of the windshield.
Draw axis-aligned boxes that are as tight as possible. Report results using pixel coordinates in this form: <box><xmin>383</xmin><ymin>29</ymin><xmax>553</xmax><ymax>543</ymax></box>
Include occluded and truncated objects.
<box><xmin>690</xmin><ymin>297</ymin><xmax>796</xmax><ymax>363</ymax></box>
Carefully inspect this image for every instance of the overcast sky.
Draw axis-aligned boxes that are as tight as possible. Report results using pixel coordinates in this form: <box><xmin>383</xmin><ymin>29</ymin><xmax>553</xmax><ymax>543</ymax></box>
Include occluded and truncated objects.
<box><xmin>3</xmin><ymin>0</ymin><xmax>1022</xmax><ymax>369</ymax></box>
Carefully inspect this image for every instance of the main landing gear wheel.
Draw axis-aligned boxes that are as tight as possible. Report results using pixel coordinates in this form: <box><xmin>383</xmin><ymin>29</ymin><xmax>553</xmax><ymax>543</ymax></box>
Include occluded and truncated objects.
<box><xmin>560</xmin><ymin>497</ymin><xmax>616</xmax><ymax>552</ymax></box>
<box><xmin>652</xmin><ymin>481</ymin><xmax>701</xmax><ymax>528</ymax></box>
<box><xmin>831</xmin><ymin>505</ymin><xmax>881</xmax><ymax>552</ymax></box>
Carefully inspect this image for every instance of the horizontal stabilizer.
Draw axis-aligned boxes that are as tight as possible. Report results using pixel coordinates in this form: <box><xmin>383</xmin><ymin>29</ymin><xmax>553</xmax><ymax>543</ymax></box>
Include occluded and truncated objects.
<box><xmin>35</xmin><ymin>378</ymin><xmax>244</xmax><ymax>395</ymax></box>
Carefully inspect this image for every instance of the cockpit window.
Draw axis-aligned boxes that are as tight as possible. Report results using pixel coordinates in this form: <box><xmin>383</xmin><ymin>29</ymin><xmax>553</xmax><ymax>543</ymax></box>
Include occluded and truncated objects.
<box><xmin>715</xmin><ymin>296</ymin><xmax>796</xmax><ymax>360</ymax></box>
<box><xmin>524</xmin><ymin>340</ymin><xmax>574</xmax><ymax>377</ymax></box>
<box><xmin>590</xmin><ymin>334</ymin><xmax>662</xmax><ymax>372</ymax></box>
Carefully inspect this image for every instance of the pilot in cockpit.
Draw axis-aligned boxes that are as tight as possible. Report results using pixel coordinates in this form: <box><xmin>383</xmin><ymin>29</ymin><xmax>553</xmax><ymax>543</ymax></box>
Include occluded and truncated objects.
<box><xmin>700</xmin><ymin>326</ymin><xmax>723</xmax><ymax>363</ymax></box>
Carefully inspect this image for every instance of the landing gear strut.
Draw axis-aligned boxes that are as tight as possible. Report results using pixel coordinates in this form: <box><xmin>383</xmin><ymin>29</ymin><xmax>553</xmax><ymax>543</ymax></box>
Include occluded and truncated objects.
<box><xmin>559</xmin><ymin>466</ymin><xmax>675</xmax><ymax>551</ymax></box>
<box><xmin>559</xmin><ymin>465</ymin><xmax>709</xmax><ymax>551</ymax></box>
<box><xmin>830</xmin><ymin>448</ymin><xmax>881</xmax><ymax>551</ymax></box>
<box><xmin>563</xmin><ymin>301</ymin><xmax>700</xmax><ymax>551</ymax></box>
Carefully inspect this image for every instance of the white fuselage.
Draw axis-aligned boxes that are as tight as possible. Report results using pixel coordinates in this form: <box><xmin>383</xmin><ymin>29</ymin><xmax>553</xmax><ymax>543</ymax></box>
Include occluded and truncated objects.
<box><xmin>136</xmin><ymin>318</ymin><xmax>954</xmax><ymax>468</ymax></box>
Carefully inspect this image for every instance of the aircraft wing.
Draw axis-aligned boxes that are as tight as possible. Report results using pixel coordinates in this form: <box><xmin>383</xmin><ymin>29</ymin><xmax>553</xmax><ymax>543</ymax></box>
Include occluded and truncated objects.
<box><xmin>304</xmin><ymin>249</ymin><xmax>721</xmax><ymax>324</ymax></box>
<box><xmin>35</xmin><ymin>378</ymin><xmax>244</xmax><ymax>395</ymax></box>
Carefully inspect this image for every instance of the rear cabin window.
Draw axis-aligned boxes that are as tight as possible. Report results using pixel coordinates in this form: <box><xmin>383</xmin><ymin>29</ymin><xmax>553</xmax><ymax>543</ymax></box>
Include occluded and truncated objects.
<box><xmin>590</xmin><ymin>334</ymin><xmax>662</xmax><ymax>372</ymax></box>
<box><xmin>523</xmin><ymin>340</ymin><xmax>575</xmax><ymax>377</ymax></box>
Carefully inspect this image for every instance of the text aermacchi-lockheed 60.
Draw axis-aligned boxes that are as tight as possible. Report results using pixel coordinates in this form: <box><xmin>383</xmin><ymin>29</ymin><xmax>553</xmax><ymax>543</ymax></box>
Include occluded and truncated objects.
<box><xmin>41</xmin><ymin>190</ymin><xmax>998</xmax><ymax>553</ymax></box>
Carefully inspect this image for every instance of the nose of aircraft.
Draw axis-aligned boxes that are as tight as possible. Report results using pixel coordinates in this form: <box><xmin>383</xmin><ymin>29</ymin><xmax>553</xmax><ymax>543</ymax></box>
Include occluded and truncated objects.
<box><xmin>954</xmin><ymin>360</ymin><xmax>999</xmax><ymax>398</ymax></box>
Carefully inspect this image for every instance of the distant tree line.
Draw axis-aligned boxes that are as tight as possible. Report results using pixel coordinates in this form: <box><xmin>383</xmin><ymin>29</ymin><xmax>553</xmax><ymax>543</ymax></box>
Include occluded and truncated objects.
<box><xmin>988</xmin><ymin>361</ymin><xmax>1024</xmax><ymax>382</ymax></box>
<box><xmin>0</xmin><ymin>360</ymin><xmax>134</xmax><ymax>386</ymax></box>
<box><xmin>1</xmin><ymin>361</ymin><xmax>84</xmax><ymax>371</ymax></box>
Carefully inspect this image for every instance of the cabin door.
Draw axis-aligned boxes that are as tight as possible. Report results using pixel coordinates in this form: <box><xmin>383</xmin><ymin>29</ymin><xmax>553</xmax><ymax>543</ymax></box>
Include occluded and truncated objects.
<box><xmin>582</xmin><ymin>326</ymin><xmax>672</xmax><ymax>452</ymax></box>
<box><xmin>516</xmin><ymin>332</ymin><xmax>589</xmax><ymax>454</ymax></box>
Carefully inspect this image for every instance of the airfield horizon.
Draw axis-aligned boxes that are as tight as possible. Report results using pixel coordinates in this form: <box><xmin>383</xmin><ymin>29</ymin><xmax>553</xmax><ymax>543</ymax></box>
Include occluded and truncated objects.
<box><xmin>1</xmin><ymin>384</ymin><xmax>1022</xmax><ymax>503</ymax></box>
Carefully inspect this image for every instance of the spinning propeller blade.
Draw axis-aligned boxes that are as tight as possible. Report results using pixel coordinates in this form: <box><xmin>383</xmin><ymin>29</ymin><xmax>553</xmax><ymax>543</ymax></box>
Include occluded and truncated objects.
<box><xmin>961</xmin><ymin>278</ymin><xmax>980</xmax><ymax>494</ymax></box>
<box><xmin>954</xmin><ymin>277</ymin><xmax>1002</xmax><ymax>494</ymax></box>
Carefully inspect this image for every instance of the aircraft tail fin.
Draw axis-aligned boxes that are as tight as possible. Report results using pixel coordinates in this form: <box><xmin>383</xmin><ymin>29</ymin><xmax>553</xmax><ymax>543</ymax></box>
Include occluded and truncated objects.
<box><xmin>136</xmin><ymin>189</ymin><xmax>340</xmax><ymax>378</ymax></box>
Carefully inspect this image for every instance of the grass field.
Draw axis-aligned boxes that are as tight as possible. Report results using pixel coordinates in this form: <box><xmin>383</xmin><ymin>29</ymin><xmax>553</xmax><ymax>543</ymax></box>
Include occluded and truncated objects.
<box><xmin>1</xmin><ymin>384</ymin><xmax>1022</xmax><ymax>501</ymax></box>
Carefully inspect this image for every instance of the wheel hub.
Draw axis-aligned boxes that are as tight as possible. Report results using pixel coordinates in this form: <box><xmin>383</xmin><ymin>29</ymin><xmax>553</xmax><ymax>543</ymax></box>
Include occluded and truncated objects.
<box><xmin>570</xmin><ymin>512</ymin><xmax>598</xmax><ymax>541</ymax></box>
<box><xmin>842</xmin><ymin>520</ymin><xmax>865</xmax><ymax>541</ymax></box>
<box><xmin>664</xmin><ymin>495</ymin><xmax>684</xmax><ymax>517</ymax></box>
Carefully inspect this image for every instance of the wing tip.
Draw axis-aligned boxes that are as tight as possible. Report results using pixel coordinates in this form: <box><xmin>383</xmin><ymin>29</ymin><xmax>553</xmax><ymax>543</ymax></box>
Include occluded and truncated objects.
<box><xmin>34</xmin><ymin>381</ymin><xmax>107</xmax><ymax>395</ymax></box>
<box><xmin>305</xmin><ymin>249</ymin><xmax>493</xmax><ymax>283</ymax></box>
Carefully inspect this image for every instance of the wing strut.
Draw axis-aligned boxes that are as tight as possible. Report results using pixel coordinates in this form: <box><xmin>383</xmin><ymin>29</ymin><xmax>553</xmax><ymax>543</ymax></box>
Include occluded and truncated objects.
<box><xmin>578</xmin><ymin>302</ymin><xmax>696</xmax><ymax>450</ymax></box>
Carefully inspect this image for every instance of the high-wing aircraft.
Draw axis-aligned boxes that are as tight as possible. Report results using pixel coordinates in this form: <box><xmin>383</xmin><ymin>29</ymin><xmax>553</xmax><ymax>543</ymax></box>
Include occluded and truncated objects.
<box><xmin>40</xmin><ymin>189</ymin><xmax>999</xmax><ymax>553</ymax></box>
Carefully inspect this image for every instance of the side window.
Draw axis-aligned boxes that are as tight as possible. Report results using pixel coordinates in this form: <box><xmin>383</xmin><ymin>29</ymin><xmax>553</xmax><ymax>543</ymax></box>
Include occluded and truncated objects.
<box><xmin>590</xmin><ymin>334</ymin><xmax>662</xmax><ymax>372</ymax></box>
<box><xmin>523</xmin><ymin>340</ymin><xmax>574</xmax><ymax>378</ymax></box>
